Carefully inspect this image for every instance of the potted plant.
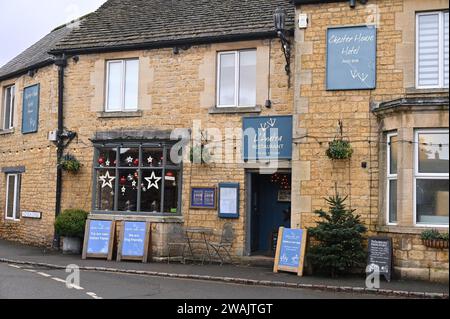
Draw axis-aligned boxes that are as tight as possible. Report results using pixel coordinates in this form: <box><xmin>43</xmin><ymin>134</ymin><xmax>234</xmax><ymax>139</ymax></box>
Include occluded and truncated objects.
<box><xmin>189</xmin><ymin>144</ymin><xmax>212</xmax><ymax>164</ymax></box>
<box><xmin>60</xmin><ymin>154</ymin><xmax>81</xmax><ymax>173</ymax></box>
<box><xmin>326</xmin><ymin>139</ymin><xmax>353</xmax><ymax>160</ymax></box>
<box><xmin>54</xmin><ymin>209</ymin><xmax>89</xmax><ymax>254</ymax></box>
<box><xmin>421</xmin><ymin>229</ymin><xmax>449</xmax><ymax>249</ymax></box>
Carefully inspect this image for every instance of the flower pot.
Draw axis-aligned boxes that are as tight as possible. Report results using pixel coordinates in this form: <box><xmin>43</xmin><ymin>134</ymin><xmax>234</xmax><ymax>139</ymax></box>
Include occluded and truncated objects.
<box><xmin>62</xmin><ymin>236</ymin><xmax>82</xmax><ymax>254</ymax></box>
<box><xmin>422</xmin><ymin>239</ymin><xmax>449</xmax><ymax>249</ymax></box>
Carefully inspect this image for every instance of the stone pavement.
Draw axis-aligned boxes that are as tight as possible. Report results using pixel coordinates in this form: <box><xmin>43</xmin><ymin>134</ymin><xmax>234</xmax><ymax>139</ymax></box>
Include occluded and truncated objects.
<box><xmin>0</xmin><ymin>239</ymin><xmax>448</xmax><ymax>299</ymax></box>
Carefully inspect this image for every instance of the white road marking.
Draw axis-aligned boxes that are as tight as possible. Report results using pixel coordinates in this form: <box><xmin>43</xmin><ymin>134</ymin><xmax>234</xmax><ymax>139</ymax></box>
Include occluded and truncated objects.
<box><xmin>52</xmin><ymin>277</ymin><xmax>67</xmax><ymax>283</ymax></box>
<box><xmin>67</xmin><ymin>284</ymin><xmax>84</xmax><ymax>290</ymax></box>
<box><xmin>23</xmin><ymin>269</ymin><xmax>37</xmax><ymax>273</ymax></box>
<box><xmin>37</xmin><ymin>272</ymin><xmax>52</xmax><ymax>277</ymax></box>
<box><xmin>86</xmin><ymin>292</ymin><xmax>103</xmax><ymax>299</ymax></box>
<box><xmin>8</xmin><ymin>264</ymin><xmax>22</xmax><ymax>269</ymax></box>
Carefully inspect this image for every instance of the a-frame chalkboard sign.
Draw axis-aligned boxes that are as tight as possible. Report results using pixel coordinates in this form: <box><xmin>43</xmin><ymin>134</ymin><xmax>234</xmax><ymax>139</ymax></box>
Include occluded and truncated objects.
<box><xmin>82</xmin><ymin>219</ymin><xmax>115</xmax><ymax>261</ymax></box>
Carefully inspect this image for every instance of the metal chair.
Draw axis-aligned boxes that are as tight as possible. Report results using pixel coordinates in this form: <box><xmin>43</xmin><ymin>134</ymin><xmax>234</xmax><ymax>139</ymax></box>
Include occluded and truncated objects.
<box><xmin>167</xmin><ymin>226</ymin><xmax>188</xmax><ymax>264</ymax></box>
<box><xmin>207</xmin><ymin>222</ymin><xmax>234</xmax><ymax>265</ymax></box>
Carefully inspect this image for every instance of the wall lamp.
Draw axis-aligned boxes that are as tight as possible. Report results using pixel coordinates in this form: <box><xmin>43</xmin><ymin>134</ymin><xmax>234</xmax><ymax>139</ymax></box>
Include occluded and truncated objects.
<box><xmin>274</xmin><ymin>7</ymin><xmax>291</xmax><ymax>77</ymax></box>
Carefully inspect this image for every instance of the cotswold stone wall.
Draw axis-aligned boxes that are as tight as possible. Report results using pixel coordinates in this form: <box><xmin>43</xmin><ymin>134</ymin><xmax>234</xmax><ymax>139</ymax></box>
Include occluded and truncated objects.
<box><xmin>0</xmin><ymin>65</ymin><xmax>59</xmax><ymax>246</ymax></box>
<box><xmin>294</xmin><ymin>0</ymin><xmax>449</xmax><ymax>282</ymax></box>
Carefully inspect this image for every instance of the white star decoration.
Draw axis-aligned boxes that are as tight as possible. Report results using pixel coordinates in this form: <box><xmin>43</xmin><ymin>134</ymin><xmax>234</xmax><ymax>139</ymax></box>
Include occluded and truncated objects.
<box><xmin>99</xmin><ymin>171</ymin><xmax>115</xmax><ymax>189</ymax></box>
<box><xmin>132</xmin><ymin>180</ymin><xmax>137</xmax><ymax>187</ymax></box>
<box><xmin>144</xmin><ymin>171</ymin><xmax>162</xmax><ymax>190</ymax></box>
<box><xmin>126</xmin><ymin>156</ymin><xmax>133</xmax><ymax>163</ymax></box>
<box><xmin>147</xmin><ymin>156</ymin><xmax>153</xmax><ymax>164</ymax></box>
<box><xmin>121</xmin><ymin>186</ymin><xmax>126</xmax><ymax>193</ymax></box>
<box><xmin>105</xmin><ymin>160</ymin><xmax>110</xmax><ymax>166</ymax></box>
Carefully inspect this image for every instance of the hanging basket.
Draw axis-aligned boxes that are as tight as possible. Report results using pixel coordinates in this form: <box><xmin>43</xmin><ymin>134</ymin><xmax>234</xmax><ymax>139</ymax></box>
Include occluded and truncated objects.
<box><xmin>326</xmin><ymin>139</ymin><xmax>353</xmax><ymax>160</ymax></box>
<box><xmin>422</xmin><ymin>239</ymin><xmax>449</xmax><ymax>249</ymax></box>
<box><xmin>60</xmin><ymin>154</ymin><xmax>81</xmax><ymax>173</ymax></box>
<box><xmin>189</xmin><ymin>144</ymin><xmax>211</xmax><ymax>165</ymax></box>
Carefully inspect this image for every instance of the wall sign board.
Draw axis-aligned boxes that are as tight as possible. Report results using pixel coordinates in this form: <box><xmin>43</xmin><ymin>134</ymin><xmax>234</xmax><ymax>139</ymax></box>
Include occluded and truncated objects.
<box><xmin>367</xmin><ymin>237</ymin><xmax>393</xmax><ymax>282</ymax></box>
<box><xmin>22</xmin><ymin>84</ymin><xmax>40</xmax><ymax>134</ymax></box>
<box><xmin>21</xmin><ymin>211</ymin><xmax>42</xmax><ymax>219</ymax></box>
<box><xmin>117</xmin><ymin>221</ymin><xmax>151</xmax><ymax>262</ymax></box>
<box><xmin>82</xmin><ymin>219</ymin><xmax>115</xmax><ymax>260</ymax></box>
<box><xmin>218</xmin><ymin>183</ymin><xmax>239</xmax><ymax>218</ymax></box>
<box><xmin>326</xmin><ymin>25</ymin><xmax>377</xmax><ymax>90</ymax></box>
<box><xmin>190</xmin><ymin>187</ymin><xmax>217</xmax><ymax>209</ymax></box>
<box><xmin>243</xmin><ymin>115</ymin><xmax>293</xmax><ymax>161</ymax></box>
<box><xmin>273</xmin><ymin>227</ymin><xmax>307</xmax><ymax>276</ymax></box>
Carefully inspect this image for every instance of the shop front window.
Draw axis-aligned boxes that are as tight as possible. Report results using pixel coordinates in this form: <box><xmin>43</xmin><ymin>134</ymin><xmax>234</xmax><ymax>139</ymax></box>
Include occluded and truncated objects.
<box><xmin>93</xmin><ymin>143</ymin><xmax>181</xmax><ymax>215</ymax></box>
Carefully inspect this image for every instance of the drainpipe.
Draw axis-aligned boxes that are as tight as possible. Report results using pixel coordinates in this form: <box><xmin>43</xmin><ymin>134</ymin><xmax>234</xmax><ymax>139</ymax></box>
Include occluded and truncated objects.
<box><xmin>53</xmin><ymin>54</ymin><xmax>67</xmax><ymax>250</ymax></box>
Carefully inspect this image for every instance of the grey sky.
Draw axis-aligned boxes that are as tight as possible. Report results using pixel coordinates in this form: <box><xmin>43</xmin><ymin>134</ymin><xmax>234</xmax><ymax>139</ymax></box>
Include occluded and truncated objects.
<box><xmin>0</xmin><ymin>0</ymin><xmax>107</xmax><ymax>67</ymax></box>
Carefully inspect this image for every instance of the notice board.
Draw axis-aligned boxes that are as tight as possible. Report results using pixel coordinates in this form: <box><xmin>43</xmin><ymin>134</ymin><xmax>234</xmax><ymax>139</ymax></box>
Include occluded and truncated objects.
<box><xmin>273</xmin><ymin>227</ymin><xmax>307</xmax><ymax>276</ymax></box>
<box><xmin>82</xmin><ymin>219</ymin><xmax>115</xmax><ymax>260</ymax></box>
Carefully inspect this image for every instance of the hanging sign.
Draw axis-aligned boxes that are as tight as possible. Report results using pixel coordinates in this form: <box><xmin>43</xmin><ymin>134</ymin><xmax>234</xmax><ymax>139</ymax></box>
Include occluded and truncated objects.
<box><xmin>22</xmin><ymin>84</ymin><xmax>40</xmax><ymax>134</ymax></box>
<box><xmin>326</xmin><ymin>25</ymin><xmax>377</xmax><ymax>90</ymax></box>
<box><xmin>273</xmin><ymin>227</ymin><xmax>307</xmax><ymax>276</ymax></box>
<box><xmin>367</xmin><ymin>237</ymin><xmax>393</xmax><ymax>282</ymax></box>
<box><xmin>82</xmin><ymin>219</ymin><xmax>115</xmax><ymax>260</ymax></box>
<box><xmin>117</xmin><ymin>221</ymin><xmax>151</xmax><ymax>262</ymax></box>
<box><xmin>190</xmin><ymin>187</ymin><xmax>217</xmax><ymax>209</ymax></box>
<box><xmin>243</xmin><ymin>115</ymin><xmax>293</xmax><ymax>161</ymax></box>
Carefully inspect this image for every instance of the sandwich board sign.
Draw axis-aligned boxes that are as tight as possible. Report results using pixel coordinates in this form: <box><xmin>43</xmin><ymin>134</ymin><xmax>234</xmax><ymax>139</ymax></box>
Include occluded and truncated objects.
<box><xmin>367</xmin><ymin>237</ymin><xmax>393</xmax><ymax>282</ymax></box>
<box><xmin>273</xmin><ymin>227</ymin><xmax>307</xmax><ymax>276</ymax></box>
<box><xmin>117</xmin><ymin>221</ymin><xmax>151</xmax><ymax>263</ymax></box>
<box><xmin>82</xmin><ymin>219</ymin><xmax>115</xmax><ymax>261</ymax></box>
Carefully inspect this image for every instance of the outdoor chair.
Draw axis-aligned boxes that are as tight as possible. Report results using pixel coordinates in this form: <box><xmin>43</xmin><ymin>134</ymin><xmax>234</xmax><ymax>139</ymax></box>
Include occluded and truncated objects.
<box><xmin>207</xmin><ymin>222</ymin><xmax>235</xmax><ymax>266</ymax></box>
<box><xmin>167</xmin><ymin>226</ymin><xmax>188</xmax><ymax>264</ymax></box>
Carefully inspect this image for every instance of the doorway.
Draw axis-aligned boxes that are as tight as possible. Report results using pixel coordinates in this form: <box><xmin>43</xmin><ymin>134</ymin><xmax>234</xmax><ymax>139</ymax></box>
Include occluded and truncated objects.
<box><xmin>248</xmin><ymin>171</ymin><xmax>291</xmax><ymax>256</ymax></box>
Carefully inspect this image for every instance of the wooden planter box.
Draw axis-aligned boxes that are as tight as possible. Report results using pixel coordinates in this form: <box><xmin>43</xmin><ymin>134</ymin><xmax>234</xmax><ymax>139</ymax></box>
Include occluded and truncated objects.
<box><xmin>422</xmin><ymin>239</ymin><xmax>449</xmax><ymax>249</ymax></box>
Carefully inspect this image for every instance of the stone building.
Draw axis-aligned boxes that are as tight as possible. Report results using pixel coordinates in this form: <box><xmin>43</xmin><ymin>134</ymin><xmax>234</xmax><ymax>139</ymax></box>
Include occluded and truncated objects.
<box><xmin>0</xmin><ymin>0</ymin><xmax>448</xmax><ymax>282</ymax></box>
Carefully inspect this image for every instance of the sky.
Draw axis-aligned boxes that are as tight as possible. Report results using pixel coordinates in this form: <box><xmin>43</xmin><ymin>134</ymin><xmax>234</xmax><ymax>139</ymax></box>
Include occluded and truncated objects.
<box><xmin>0</xmin><ymin>0</ymin><xmax>107</xmax><ymax>67</ymax></box>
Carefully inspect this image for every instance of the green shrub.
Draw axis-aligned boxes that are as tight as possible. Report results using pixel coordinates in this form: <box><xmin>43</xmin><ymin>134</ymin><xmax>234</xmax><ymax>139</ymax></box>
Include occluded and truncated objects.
<box><xmin>54</xmin><ymin>209</ymin><xmax>89</xmax><ymax>238</ymax></box>
<box><xmin>421</xmin><ymin>229</ymin><xmax>449</xmax><ymax>241</ymax></box>
<box><xmin>326</xmin><ymin>139</ymin><xmax>353</xmax><ymax>160</ymax></box>
<box><xmin>60</xmin><ymin>154</ymin><xmax>81</xmax><ymax>172</ymax></box>
<box><xmin>307</xmin><ymin>195</ymin><xmax>367</xmax><ymax>277</ymax></box>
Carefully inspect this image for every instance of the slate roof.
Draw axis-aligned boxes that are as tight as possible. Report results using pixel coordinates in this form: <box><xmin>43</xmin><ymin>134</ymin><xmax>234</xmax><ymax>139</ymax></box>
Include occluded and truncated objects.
<box><xmin>51</xmin><ymin>0</ymin><xmax>295</xmax><ymax>54</ymax></box>
<box><xmin>0</xmin><ymin>23</ymin><xmax>74</xmax><ymax>81</ymax></box>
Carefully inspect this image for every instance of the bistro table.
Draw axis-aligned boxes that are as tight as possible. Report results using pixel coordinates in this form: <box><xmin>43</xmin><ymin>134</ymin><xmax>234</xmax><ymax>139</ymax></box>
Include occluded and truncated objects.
<box><xmin>184</xmin><ymin>227</ymin><xmax>214</xmax><ymax>264</ymax></box>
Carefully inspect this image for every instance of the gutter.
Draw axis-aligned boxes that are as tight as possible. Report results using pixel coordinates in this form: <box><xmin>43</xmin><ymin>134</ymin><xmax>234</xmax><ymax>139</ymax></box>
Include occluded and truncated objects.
<box><xmin>0</xmin><ymin>59</ymin><xmax>54</xmax><ymax>82</ymax></box>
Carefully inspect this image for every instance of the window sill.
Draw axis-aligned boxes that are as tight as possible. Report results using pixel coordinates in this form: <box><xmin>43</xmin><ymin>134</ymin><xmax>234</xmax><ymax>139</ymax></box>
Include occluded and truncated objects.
<box><xmin>98</xmin><ymin>110</ymin><xmax>143</xmax><ymax>118</ymax></box>
<box><xmin>208</xmin><ymin>106</ymin><xmax>262</xmax><ymax>114</ymax></box>
<box><xmin>0</xmin><ymin>128</ymin><xmax>14</xmax><ymax>136</ymax></box>
<box><xmin>405</xmin><ymin>87</ymin><xmax>449</xmax><ymax>96</ymax></box>
<box><xmin>376</xmin><ymin>225</ymin><xmax>448</xmax><ymax>235</ymax></box>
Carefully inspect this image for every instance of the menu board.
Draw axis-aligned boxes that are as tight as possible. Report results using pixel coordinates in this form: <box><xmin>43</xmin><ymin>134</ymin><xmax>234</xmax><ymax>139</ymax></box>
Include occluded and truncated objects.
<box><xmin>190</xmin><ymin>187</ymin><xmax>217</xmax><ymax>209</ymax></box>
<box><xmin>117</xmin><ymin>221</ymin><xmax>151</xmax><ymax>262</ymax></box>
<box><xmin>367</xmin><ymin>237</ymin><xmax>392</xmax><ymax>282</ymax></box>
<box><xmin>82</xmin><ymin>220</ymin><xmax>115</xmax><ymax>260</ymax></box>
<box><xmin>22</xmin><ymin>84</ymin><xmax>40</xmax><ymax>134</ymax></box>
<box><xmin>273</xmin><ymin>227</ymin><xmax>308</xmax><ymax>276</ymax></box>
<box><xmin>218</xmin><ymin>183</ymin><xmax>239</xmax><ymax>218</ymax></box>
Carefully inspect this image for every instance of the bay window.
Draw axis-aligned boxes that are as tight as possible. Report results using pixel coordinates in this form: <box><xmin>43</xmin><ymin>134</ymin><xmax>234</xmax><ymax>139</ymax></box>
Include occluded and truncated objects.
<box><xmin>93</xmin><ymin>143</ymin><xmax>181</xmax><ymax>215</ymax></box>
<box><xmin>414</xmin><ymin>129</ymin><xmax>449</xmax><ymax>226</ymax></box>
<box><xmin>105</xmin><ymin>59</ymin><xmax>139</xmax><ymax>112</ymax></box>
<box><xmin>217</xmin><ymin>50</ymin><xmax>256</xmax><ymax>107</ymax></box>
<box><xmin>386</xmin><ymin>133</ymin><xmax>398</xmax><ymax>225</ymax></box>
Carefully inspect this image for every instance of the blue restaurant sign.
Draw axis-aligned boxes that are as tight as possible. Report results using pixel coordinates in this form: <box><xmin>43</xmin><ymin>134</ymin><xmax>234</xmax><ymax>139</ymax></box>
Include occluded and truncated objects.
<box><xmin>121</xmin><ymin>221</ymin><xmax>146</xmax><ymax>257</ymax></box>
<box><xmin>86</xmin><ymin>220</ymin><xmax>113</xmax><ymax>255</ymax></box>
<box><xmin>243</xmin><ymin>115</ymin><xmax>293</xmax><ymax>160</ymax></box>
<box><xmin>326</xmin><ymin>25</ymin><xmax>377</xmax><ymax>90</ymax></box>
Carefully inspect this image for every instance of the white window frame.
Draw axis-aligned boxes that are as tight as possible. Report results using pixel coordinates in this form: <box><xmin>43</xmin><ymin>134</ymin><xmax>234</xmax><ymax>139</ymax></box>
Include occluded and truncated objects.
<box><xmin>105</xmin><ymin>59</ymin><xmax>139</xmax><ymax>112</ymax></box>
<box><xmin>415</xmin><ymin>11</ymin><xmax>449</xmax><ymax>89</ymax></box>
<box><xmin>2</xmin><ymin>85</ymin><xmax>15</xmax><ymax>130</ymax></box>
<box><xmin>5</xmin><ymin>173</ymin><xmax>20</xmax><ymax>221</ymax></box>
<box><xmin>216</xmin><ymin>50</ymin><xmax>256</xmax><ymax>108</ymax></box>
<box><xmin>386</xmin><ymin>132</ymin><xmax>398</xmax><ymax>226</ymax></box>
<box><xmin>413</xmin><ymin>128</ymin><xmax>449</xmax><ymax>228</ymax></box>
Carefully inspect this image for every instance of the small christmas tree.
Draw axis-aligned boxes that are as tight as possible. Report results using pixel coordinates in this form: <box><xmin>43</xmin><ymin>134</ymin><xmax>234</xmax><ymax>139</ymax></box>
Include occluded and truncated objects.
<box><xmin>307</xmin><ymin>194</ymin><xmax>367</xmax><ymax>277</ymax></box>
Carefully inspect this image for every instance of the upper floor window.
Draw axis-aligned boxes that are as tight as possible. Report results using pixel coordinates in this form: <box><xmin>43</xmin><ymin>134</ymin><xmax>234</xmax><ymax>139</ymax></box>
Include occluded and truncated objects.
<box><xmin>416</xmin><ymin>11</ymin><xmax>449</xmax><ymax>89</ymax></box>
<box><xmin>217</xmin><ymin>50</ymin><xmax>256</xmax><ymax>107</ymax></box>
<box><xmin>2</xmin><ymin>85</ymin><xmax>15</xmax><ymax>130</ymax></box>
<box><xmin>105</xmin><ymin>59</ymin><xmax>139</xmax><ymax>112</ymax></box>
<box><xmin>414</xmin><ymin>129</ymin><xmax>449</xmax><ymax>227</ymax></box>
<box><xmin>5</xmin><ymin>173</ymin><xmax>21</xmax><ymax>220</ymax></box>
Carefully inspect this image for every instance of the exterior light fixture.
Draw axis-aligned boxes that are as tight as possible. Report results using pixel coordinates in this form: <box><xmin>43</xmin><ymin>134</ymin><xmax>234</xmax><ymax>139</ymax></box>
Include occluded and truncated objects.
<box><xmin>274</xmin><ymin>7</ymin><xmax>291</xmax><ymax>77</ymax></box>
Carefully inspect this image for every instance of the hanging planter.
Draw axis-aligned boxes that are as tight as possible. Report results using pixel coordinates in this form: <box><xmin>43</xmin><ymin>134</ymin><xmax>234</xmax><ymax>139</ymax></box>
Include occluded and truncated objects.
<box><xmin>189</xmin><ymin>144</ymin><xmax>212</xmax><ymax>165</ymax></box>
<box><xmin>421</xmin><ymin>229</ymin><xmax>449</xmax><ymax>249</ymax></box>
<box><xmin>60</xmin><ymin>154</ymin><xmax>81</xmax><ymax>173</ymax></box>
<box><xmin>326</xmin><ymin>139</ymin><xmax>353</xmax><ymax>160</ymax></box>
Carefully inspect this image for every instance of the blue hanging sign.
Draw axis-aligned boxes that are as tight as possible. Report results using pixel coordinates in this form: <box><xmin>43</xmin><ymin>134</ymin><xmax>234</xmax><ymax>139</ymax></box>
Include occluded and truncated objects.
<box><xmin>326</xmin><ymin>25</ymin><xmax>377</xmax><ymax>90</ymax></box>
<box><xmin>121</xmin><ymin>221</ymin><xmax>147</xmax><ymax>257</ymax></box>
<box><xmin>273</xmin><ymin>227</ymin><xmax>308</xmax><ymax>276</ymax></box>
<box><xmin>22</xmin><ymin>84</ymin><xmax>40</xmax><ymax>134</ymax></box>
<box><xmin>243</xmin><ymin>115</ymin><xmax>293</xmax><ymax>161</ymax></box>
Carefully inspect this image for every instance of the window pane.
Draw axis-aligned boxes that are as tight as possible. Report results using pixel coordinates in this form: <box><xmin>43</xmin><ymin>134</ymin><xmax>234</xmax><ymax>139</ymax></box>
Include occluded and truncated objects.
<box><xmin>96</xmin><ymin>169</ymin><xmax>116</xmax><ymax>211</ymax></box>
<box><xmin>140</xmin><ymin>170</ymin><xmax>162</xmax><ymax>213</ymax></box>
<box><xmin>418</xmin><ymin>132</ymin><xmax>449</xmax><ymax>173</ymax></box>
<box><xmin>142</xmin><ymin>148</ymin><xmax>163</xmax><ymax>167</ymax></box>
<box><xmin>6</xmin><ymin>175</ymin><xmax>15</xmax><ymax>218</ymax></box>
<box><xmin>416</xmin><ymin>179</ymin><xmax>449</xmax><ymax>225</ymax></box>
<box><xmin>119</xmin><ymin>147</ymin><xmax>139</xmax><ymax>167</ymax></box>
<box><xmin>106</xmin><ymin>61</ymin><xmax>123</xmax><ymax>111</ymax></box>
<box><xmin>388</xmin><ymin>179</ymin><xmax>397</xmax><ymax>223</ymax></box>
<box><xmin>418</xmin><ymin>14</ymin><xmax>440</xmax><ymax>87</ymax></box>
<box><xmin>389</xmin><ymin>135</ymin><xmax>398</xmax><ymax>175</ymax></box>
<box><xmin>444</xmin><ymin>12</ymin><xmax>449</xmax><ymax>87</ymax></box>
<box><xmin>97</xmin><ymin>147</ymin><xmax>117</xmax><ymax>168</ymax></box>
<box><xmin>117</xmin><ymin>169</ymin><xmax>138</xmax><ymax>212</ymax></box>
<box><xmin>239</xmin><ymin>50</ymin><xmax>256</xmax><ymax>106</ymax></box>
<box><xmin>10</xmin><ymin>86</ymin><xmax>14</xmax><ymax>127</ymax></box>
<box><xmin>163</xmin><ymin>170</ymin><xmax>179</xmax><ymax>213</ymax></box>
<box><xmin>124</xmin><ymin>60</ymin><xmax>139</xmax><ymax>110</ymax></box>
<box><xmin>3</xmin><ymin>86</ymin><xmax>12</xmax><ymax>129</ymax></box>
<box><xmin>219</xmin><ymin>53</ymin><xmax>236</xmax><ymax>106</ymax></box>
